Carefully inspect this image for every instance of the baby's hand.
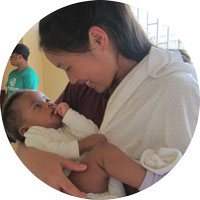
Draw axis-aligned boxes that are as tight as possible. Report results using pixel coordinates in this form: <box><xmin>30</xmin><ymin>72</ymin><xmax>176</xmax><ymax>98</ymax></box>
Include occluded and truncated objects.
<box><xmin>54</xmin><ymin>103</ymin><xmax>70</xmax><ymax>117</ymax></box>
<box><xmin>86</xmin><ymin>134</ymin><xmax>107</xmax><ymax>148</ymax></box>
<box><xmin>79</xmin><ymin>134</ymin><xmax>107</xmax><ymax>153</ymax></box>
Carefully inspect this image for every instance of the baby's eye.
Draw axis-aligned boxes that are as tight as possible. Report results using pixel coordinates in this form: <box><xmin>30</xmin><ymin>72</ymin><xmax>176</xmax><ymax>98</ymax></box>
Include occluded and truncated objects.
<box><xmin>46</xmin><ymin>99</ymin><xmax>50</xmax><ymax>102</ymax></box>
<box><xmin>34</xmin><ymin>103</ymin><xmax>41</xmax><ymax>109</ymax></box>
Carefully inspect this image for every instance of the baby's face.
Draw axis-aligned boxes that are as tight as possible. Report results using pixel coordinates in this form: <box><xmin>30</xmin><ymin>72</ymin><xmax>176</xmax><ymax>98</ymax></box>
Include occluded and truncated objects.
<box><xmin>17</xmin><ymin>90</ymin><xmax>62</xmax><ymax>129</ymax></box>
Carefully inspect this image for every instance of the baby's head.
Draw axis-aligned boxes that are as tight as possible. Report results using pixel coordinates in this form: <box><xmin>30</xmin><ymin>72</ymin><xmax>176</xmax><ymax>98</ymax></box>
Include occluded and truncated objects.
<box><xmin>2</xmin><ymin>90</ymin><xmax>62</xmax><ymax>142</ymax></box>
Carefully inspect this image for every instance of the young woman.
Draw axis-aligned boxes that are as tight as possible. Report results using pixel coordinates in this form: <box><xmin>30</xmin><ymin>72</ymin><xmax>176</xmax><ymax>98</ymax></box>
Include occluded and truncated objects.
<box><xmin>16</xmin><ymin>0</ymin><xmax>199</xmax><ymax>198</ymax></box>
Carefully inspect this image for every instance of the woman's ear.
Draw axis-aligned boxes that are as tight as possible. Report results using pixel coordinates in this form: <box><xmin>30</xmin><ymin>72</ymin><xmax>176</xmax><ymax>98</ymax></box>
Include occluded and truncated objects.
<box><xmin>88</xmin><ymin>26</ymin><xmax>108</xmax><ymax>50</ymax></box>
<box><xmin>18</xmin><ymin>125</ymin><xmax>28</xmax><ymax>136</ymax></box>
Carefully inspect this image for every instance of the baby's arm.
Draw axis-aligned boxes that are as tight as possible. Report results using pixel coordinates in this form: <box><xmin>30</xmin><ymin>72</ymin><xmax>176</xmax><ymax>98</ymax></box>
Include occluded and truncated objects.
<box><xmin>54</xmin><ymin>103</ymin><xmax>104</xmax><ymax>154</ymax></box>
<box><xmin>78</xmin><ymin>134</ymin><xmax>107</xmax><ymax>154</ymax></box>
<box><xmin>54</xmin><ymin>102</ymin><xmax>98</xmax><ymax>139</ymax></box>
<box><xmin>61</xmin><ymin>108</ymin><xmax>99</xmax><ymax>139</ymax></box>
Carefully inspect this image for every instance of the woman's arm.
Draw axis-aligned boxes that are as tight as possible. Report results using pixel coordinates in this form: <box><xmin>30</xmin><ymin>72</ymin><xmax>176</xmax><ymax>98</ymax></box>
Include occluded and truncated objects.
<box><xmin>16</xmin><ymin>143</ymin><xmax>88</xmax><ymax>198</ymax></box>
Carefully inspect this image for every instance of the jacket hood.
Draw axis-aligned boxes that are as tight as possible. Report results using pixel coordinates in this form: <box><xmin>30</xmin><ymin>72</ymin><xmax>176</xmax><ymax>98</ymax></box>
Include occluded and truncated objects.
<box><xmin>147</xmin><ymin>47</ymin><xmax>197</xmax><ymax>80</ymax></box>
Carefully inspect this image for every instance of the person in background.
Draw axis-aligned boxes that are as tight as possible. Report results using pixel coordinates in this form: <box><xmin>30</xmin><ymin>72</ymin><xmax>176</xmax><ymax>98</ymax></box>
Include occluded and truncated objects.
<box><xmin>14</xmin><ymin>0</ymin><xmax>199</xmax><ymax>198</ymax></box>
<box><xmin>170</xmin><ymin>49</ymin><xmax>192</xmax><ymax>63</ymax></box>
<box><xmin>178</xmin><ymin>49</ymin><xmax>192</xmax><ymax>63</ymax></box>
<box><xmin>6</xmin><ymin>43</ymin><xmax>39</xmax><ymax>98</ymax></box>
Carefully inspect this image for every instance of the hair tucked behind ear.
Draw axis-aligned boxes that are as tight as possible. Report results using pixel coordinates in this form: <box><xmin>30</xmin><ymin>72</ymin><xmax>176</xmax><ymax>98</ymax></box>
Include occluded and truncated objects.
<box><xmin>2</xmin><ymin>91</ymin><xmax>26</xmax><ymax>143</ymax></box>
<box><xmin>39</xmin><ymin>0</ymin><xmax>152</xmax><ymax>62</ymax></box>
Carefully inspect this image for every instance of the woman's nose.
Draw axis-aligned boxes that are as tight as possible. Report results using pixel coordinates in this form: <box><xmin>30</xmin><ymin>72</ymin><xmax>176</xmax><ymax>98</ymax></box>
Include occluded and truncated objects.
<box><xmin>66</xmin><ymin>72</ymin><xmax>78</xmax><ymax>84</ymax></box>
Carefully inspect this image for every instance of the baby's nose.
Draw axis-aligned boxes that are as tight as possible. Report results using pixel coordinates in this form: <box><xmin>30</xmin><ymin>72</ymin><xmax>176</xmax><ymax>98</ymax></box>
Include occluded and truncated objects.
<box><xmin>47</xmin><ymin>102</ymin><xmax>54</xmax><ymax>107</ymax></box>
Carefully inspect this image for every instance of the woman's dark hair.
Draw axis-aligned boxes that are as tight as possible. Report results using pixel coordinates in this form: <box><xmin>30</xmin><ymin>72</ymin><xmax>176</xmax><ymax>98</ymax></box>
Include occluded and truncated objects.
<box><xmin>2</xmin><ymin>91</ymin><xmax>26</xmax><ymax>143</ymax></box>
<box><xmin>39</xmin><ymin>0</ymin><xmax>152</xmax><ymax>62</ymax></box>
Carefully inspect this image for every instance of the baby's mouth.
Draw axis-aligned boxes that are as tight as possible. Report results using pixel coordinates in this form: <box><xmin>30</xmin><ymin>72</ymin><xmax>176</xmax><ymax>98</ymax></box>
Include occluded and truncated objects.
<box><xmin>51</xmin><ymin>104</ymin><xmax>57</xmax><ymax>115</ymax></box>
<box><xmin>51</xmin><ymin>107</ymin><xmax>55</xmax><ymax>115</ymax></box>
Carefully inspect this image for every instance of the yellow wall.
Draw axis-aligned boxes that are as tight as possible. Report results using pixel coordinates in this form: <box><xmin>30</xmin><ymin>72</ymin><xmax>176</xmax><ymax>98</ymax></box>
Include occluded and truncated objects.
<box><xmin>1</xmin><ymin>39</ymin><xmax>24</xmax><ymax>91</ymax></box>
<box><xmin>23</xmin><ymin>23</ymin><xmax>44</xmax><ymax>92</ymax></box>
<box><xmin>42</xmin><ymin>53</ymin><xmax>69</xmax><ymax>102</ymax></box>
<box><xmin>1</xmin><ymin>23</ymin><xmax>69</xmax><ymax>102</ymax></box>
<box><xmin>1</xmin><ymin>61</ymin><xmax>14</xmax><ymax>91</ymax></box>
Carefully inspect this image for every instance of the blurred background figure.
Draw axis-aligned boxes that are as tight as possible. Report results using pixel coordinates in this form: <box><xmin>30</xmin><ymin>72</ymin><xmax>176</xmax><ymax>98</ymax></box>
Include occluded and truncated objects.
<box><xmin>170</xmin><ymin>49</ymin><xmax>192</xmax><ymax>63</ymax></box>
<box><xmin>178</xmin><ymin>49</ymin><xmax>192</xmax><ymax>63</ymax></box>
<box><xmin>6</xmin><ymin>43</ymin><xmax>39</xmax><ymax>98</ymax></box>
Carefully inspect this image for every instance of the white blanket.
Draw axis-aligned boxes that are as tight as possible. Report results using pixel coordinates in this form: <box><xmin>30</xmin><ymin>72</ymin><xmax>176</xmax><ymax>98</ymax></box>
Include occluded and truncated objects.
<box><xmin>86</xmin><ymin>177</ymin><xmax>125</xmax><ymax>199</ymax></box>
<box><xmin>140</xmin><ymin>147</ymin><xmax>182</xmax><ymax>175</ymax></box>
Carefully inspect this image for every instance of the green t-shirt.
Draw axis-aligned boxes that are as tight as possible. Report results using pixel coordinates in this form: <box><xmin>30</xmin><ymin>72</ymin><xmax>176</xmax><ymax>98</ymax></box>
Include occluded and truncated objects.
<box><xmin>6</xmin><ymin>66</ymin><xmax>39</xmax><ymax>98</ymax></box>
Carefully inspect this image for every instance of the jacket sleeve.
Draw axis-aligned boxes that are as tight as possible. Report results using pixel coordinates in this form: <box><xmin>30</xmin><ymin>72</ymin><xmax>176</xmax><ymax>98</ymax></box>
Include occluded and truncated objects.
<box><xmin>62</xmin><ymin>108</ymin><xmax>99</xmax><ymax>139</ymax></box>
<box><xmin>159</xmin><ymin>72</ymin><xmax>199</xmax><ymax>154</ymax></box>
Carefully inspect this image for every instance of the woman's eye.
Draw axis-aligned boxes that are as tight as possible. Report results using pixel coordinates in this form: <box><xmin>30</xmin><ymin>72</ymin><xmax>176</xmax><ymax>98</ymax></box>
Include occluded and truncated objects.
<box><xmin>65</xmin><ymin>66</ymin><xmax>71</xmax><ymax>72</ymax></box>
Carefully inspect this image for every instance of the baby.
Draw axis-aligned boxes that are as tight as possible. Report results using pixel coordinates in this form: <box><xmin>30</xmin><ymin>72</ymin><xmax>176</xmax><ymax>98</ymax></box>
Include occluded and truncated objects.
<box><xmin>2</xmin><ymin>90</ymin><xmax>106</xmax><ymax>160</ymax></box>
<box><xmin>2</xmin><ymin>90</ymin><xmax>146</xmax><ymax>198</ymax></box>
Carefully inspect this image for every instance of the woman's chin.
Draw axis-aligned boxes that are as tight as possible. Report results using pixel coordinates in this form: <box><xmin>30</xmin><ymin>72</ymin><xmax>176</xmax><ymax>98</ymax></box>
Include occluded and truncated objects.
<box><xmin>94</xmin><ymin>87</ymin><xmax>106</xmax><ymax>93</ymax></box>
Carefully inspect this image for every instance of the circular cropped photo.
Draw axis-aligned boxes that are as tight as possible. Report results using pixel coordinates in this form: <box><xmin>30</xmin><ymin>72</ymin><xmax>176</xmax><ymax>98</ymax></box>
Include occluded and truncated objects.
<box><xmin>0</xmin><ymin>0</ymin><xmax>199</xmax><ymax>199</ymax></box>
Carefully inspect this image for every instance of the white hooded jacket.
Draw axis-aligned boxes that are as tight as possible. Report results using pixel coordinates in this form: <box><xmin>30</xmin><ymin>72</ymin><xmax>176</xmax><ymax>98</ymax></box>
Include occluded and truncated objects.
<box><xmin>99</xmin><ymin>47</ymin><xmax>199</xmax><ymax>159</ymax></box>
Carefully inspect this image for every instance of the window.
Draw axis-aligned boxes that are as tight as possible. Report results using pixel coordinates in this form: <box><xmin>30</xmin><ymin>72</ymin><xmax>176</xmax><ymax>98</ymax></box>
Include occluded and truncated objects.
<box><xmin>131</xmin><ymin>6</ymin><xmax>185</xmax><ymax>50</ymax></box>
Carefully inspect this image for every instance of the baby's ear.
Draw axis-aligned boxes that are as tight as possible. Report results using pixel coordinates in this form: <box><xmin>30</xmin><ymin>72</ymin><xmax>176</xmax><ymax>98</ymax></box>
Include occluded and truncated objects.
<box><xmin>18</xmin><ymin>125</ymin><xmax>28</xmax><ymax>136</ymax></box>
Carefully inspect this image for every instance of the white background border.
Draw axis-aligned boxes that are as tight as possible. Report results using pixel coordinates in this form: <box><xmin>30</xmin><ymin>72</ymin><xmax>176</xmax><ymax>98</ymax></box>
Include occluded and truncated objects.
<box><xmin>0</xmin><ymin>0</ymin><xmax>199</xmax><ymax>199</ymax></box>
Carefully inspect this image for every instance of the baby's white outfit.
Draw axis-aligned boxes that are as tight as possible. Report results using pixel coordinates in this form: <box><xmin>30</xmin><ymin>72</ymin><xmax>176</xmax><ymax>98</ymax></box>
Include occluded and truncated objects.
<box><xmin>25</xmin><ymin>108</ymin><xmax>98</xmax><ymax>160</ymax></box>
<box><xmin>24</xmin><ymin>109</ymin><xmax>125</xmax><ymax>199</ymax></box>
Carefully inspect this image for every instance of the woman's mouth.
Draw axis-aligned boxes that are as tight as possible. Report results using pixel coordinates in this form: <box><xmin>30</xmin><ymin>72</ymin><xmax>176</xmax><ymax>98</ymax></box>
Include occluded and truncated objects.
<box><xmin>51</xmin><ymin>109</ymin><xmax>55</xmax><ymax>115</ymax></box>
<box><xmin>86</xmin><ymin>80</ymin><xmax>94</xmax><ymax>88</ymax></box>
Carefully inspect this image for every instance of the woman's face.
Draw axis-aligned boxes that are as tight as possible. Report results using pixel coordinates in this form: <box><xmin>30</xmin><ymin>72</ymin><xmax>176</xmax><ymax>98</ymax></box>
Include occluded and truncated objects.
<box><xmin>44</xmin><ymin>48</ymin><xmax>118</xmax><ymax>93</ymax></box>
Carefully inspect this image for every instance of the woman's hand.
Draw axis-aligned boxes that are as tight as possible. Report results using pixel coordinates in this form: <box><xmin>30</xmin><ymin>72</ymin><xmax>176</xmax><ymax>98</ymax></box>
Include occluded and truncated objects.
<box><xmin>16</xmin><ymin>143</ymin><xmax>88</xmax><ymax>198</ymax></box>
